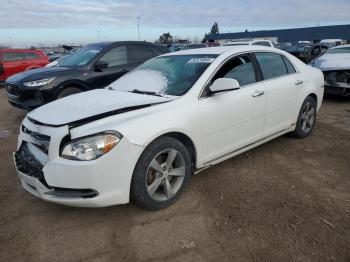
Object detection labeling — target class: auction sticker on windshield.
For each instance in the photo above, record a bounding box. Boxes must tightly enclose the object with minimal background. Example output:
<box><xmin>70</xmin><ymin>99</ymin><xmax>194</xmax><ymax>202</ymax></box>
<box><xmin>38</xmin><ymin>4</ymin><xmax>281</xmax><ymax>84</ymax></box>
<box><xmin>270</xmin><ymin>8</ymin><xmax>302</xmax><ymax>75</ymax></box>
<box><xmin>188</xmin><ymin>57</ymin><xmax>215</xmax><ymax>64</ymax></box>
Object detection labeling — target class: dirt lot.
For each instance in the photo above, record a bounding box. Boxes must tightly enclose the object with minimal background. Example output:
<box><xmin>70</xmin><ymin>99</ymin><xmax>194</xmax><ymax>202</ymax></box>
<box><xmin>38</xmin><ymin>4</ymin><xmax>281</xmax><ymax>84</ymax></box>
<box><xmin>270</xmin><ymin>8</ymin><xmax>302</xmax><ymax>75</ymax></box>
<box><xmin>0</xmin><ymin>90</ymin><xmax>349</xmax><ymax>262</ymax></box>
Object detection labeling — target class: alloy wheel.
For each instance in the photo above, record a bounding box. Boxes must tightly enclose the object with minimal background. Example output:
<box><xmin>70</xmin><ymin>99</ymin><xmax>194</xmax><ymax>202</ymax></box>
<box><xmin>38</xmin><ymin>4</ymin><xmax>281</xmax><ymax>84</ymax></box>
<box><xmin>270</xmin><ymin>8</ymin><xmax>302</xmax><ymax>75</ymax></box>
<box><xmin>146</xmin><ymin>149</ymin><xmax>186</xmax><ymax>201</ymax></box>
<box><xmin>300</xmin><ymin>102</ymin><xmax>315</xmax><ymax>133</ymax></box>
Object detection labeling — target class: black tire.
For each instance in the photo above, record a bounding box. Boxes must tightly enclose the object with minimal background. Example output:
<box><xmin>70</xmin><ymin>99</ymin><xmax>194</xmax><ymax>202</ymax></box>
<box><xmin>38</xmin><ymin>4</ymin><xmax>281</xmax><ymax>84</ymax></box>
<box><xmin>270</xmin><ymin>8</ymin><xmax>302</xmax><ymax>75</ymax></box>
<box><xmin>56</xmin><ymin>87</ymin><xmax>82</xmax><ymax>99</ymax></box>
<box><xmin>291</xmin><ymin>96</ymin><xmax>317</xmax><ymax>138</ymax></box>
<box><xmin>131</xmin><ymin>136</ymin><xmax>192</xmax><ymax>210</ymax></box>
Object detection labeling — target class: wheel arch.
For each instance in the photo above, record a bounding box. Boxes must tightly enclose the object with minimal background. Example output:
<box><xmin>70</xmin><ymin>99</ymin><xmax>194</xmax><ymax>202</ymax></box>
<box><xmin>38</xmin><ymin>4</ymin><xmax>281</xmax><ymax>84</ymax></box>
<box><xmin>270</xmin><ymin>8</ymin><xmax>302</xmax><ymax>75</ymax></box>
<box><xmin>53</xmin><ymin>80</ymin><xmax>89</xmax><ymax>98</ymax></box>
<box><xmin>144</xmin><ymin>131</ymin><xmax>198</xmax><ymax>172</ymax></box>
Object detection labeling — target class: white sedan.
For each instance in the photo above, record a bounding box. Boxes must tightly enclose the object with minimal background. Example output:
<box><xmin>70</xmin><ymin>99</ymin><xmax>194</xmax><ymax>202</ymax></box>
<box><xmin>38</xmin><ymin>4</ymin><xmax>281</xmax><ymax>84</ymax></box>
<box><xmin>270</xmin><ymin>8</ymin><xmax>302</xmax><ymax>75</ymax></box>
<box><xmin>14</xmin><ymin>46</ymin><xmax>324</xmax><ymax>209</ymax></box>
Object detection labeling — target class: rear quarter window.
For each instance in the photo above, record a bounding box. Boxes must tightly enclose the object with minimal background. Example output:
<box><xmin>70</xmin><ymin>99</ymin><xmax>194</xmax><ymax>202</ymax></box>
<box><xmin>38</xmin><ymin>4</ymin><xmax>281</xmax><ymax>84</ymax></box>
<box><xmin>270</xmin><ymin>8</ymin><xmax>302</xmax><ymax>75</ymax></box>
<box><xmin>282</xmin><ymin>56</ymin><xmax>296</xmax><ymax>74</ymax></box>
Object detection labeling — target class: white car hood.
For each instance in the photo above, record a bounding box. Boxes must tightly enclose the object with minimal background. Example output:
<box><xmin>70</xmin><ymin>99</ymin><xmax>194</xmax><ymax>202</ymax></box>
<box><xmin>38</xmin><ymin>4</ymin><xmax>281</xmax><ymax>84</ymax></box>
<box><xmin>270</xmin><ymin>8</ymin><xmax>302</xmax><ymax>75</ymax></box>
<box><xmin>313</xmin><ymin>53</ymin><xmax>350</xmax><ymax>71</ymax></box>
<box><xmin>28</xmin><ymin>89</ymin><xmax>172</xmax><ymax>126</ymax></box>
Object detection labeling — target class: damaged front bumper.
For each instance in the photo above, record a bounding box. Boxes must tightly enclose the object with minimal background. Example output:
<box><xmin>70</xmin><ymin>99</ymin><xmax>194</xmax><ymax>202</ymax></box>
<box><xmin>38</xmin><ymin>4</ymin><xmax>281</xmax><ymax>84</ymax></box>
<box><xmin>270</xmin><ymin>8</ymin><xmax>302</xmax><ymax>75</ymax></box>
<box><xmin>323</xmin><ymin>70</ymin><xmax>350</xmax><ymax>96</ymax></box>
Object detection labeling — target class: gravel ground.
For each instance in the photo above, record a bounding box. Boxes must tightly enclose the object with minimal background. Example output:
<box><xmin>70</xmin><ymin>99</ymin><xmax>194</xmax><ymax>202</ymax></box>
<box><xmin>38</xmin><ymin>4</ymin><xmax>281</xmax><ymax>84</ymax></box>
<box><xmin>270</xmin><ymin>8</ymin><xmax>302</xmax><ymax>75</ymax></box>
<box><xmin>0</xmin><ymin>90</ymin><xmax>349</xmax><ymax>262</ymax></box>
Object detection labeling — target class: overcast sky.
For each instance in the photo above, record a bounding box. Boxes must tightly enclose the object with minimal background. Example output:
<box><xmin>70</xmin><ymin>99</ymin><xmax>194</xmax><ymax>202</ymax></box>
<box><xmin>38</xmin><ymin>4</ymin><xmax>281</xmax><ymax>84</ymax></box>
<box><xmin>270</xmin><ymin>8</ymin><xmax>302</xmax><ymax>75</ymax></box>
<box><xmin>1</xmin><ymin>0</ymin><xmax>350</xmax><ymax>46</ymax></box>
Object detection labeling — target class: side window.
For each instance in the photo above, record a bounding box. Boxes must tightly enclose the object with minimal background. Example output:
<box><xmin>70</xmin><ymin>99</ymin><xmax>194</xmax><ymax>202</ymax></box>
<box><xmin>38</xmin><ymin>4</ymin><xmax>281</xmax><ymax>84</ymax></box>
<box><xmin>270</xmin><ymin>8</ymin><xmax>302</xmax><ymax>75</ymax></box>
<box><xmin>3</xmin><ymin>52</ymin><xmax>24</xmax><ymax>62</ymax></box>
<box><xmin>213</xmin><ymin>55</ymin><xmax>256</xmax><ymax>87</ymax></box>
<box><xmin>129</xmin><ymin>45</ymin><xmax>154</xmax><ymax>64</ymax></box>
<box><xmin>255</xmin><ymin>52</ymin><xmax>288</xmax><ymax>80</ymax></box>
<box><xmin>99</xmin><ymin>46</ymin><xmax>127</xmax><ymax>67</ymax></box>
<box><xmin>311</xmin><ymin>47</ymin><xmax>321</xmax><ymax>56</ymax></box>
<box><xmin>282</xmin><ymin>56</ymin><xmax>296</xmax><ymax>74</ymax></box>
<box><xmin>24</xmin><ymin>52</ymin><xmax>41</xmax><ymax>60</ymax></box>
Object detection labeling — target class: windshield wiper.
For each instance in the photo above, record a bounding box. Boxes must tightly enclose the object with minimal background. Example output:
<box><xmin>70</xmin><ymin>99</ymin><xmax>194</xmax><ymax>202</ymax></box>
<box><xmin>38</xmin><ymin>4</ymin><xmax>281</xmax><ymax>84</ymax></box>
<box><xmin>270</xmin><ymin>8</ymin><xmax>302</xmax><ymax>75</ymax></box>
<box><xmin>128</xmin><ymin>89</ymin><xmax>163</xmax><ymax>97</ymax></box>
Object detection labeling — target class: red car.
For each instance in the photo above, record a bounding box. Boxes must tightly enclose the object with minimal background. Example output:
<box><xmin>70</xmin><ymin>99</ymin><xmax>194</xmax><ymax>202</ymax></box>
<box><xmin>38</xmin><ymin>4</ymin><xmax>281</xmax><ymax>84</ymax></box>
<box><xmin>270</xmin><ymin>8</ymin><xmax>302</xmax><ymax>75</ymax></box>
<box><xmin>0</xmin><ymin>49</ymin><xmax>49</xmax><ymax>83</ymax></box>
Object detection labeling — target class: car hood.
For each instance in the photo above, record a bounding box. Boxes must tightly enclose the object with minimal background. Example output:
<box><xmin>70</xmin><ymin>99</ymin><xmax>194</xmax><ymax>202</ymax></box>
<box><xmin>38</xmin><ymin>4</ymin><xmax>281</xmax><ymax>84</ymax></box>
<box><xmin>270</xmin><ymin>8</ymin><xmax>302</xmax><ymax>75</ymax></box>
<box><xmin>27</xmin><ymin>89</ymin><xmax>172</xmax><ymax>127</ymax></box>
<box><xmin>6</xmin><ymin>66</ymin><xmax>75</xmax><ymax>83</ymax></box>
<box><xmin>313</xmin><ymin>53</ymin><xmax>350</xmax><ymax>71</ymax></box>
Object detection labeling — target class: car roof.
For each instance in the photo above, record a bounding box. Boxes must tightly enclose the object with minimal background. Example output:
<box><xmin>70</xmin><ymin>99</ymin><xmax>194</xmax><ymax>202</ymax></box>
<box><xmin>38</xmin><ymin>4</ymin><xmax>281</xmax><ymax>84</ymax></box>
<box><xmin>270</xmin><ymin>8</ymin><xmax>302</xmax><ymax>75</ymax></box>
<box><xmin>0</xmin><ymin>49</ymin><xmax>43</xmax><ymax>52</ymax></box>
<box><xmin>161</xmin><ymin>45</ymin><xmax>277</xmax><ymax>56</ymax></box>
<box><xmin>86</xmin><ymin>41</ymin><xmax>161</xmax><ymax>48</ymax></box>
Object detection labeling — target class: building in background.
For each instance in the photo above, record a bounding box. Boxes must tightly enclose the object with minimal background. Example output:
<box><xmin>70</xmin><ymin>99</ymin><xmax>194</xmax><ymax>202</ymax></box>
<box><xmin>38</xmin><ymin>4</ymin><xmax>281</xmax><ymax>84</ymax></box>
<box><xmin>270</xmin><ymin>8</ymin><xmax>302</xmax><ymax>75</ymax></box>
<box><xmin>205</xmin><ymin>24</ymin><xmax>350</xmax><ymax>45</ymax></box>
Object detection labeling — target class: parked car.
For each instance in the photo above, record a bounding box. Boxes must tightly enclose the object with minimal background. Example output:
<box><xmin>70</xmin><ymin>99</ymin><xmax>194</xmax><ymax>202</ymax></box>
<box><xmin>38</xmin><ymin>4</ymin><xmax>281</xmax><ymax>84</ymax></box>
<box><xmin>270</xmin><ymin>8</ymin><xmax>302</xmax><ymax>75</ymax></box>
<box><xmin>168</xmin><ymin>44</ymin><xmax>185</xmax><ymax>52</ymax></box>
<box><xmin>304</xmin><ymin>43</ymin><xmax>331</xmax><ymax>64</ymax></box>
<box><xmin>5</xmin><ymin>41</ymin><xmax>168</xmax><ymax>110</ymax></box>
<box><xmin>13</xmin><ymin>46</ymin><xmax>324</xmax><ymax>209</ymax></box>
<box><xmin>0</xmin><ymin>49</ymin><xmax>48</xmax><ymax>85</ymax></box>
<box><xmin>311</xmin><ymin>44</ymin><xmax>350</xmax><ymax>96</ymax></box>
<box><xmin>224</xmin><ymin>40</ymin><xmax>276</xmax><ymax>48</ymax></box>
<box><xmin>181</xmin><ymin>43</ymin><xmax>208</xmax><ymax>50</ymax></box>
<box><xmin>286</xmin><ymin>43</ymin><xmax>311</xmax><ymax>62</ymax></box>
<box><xmin>320</xmin><ymin>39</ymin><xmax>343</xmax><ymax>47</ymax></box>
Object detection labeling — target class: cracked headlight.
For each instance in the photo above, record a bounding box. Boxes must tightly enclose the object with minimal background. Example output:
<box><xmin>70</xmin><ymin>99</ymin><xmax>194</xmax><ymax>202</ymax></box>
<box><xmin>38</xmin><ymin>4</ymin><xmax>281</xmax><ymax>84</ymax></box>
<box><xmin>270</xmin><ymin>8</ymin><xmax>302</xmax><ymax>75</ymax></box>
<box><xmin>61</xmin><ymin>132</ymin><xmax>122</xmax><ymax>161</ymax></box>
<box><xmin>23</xmin><ymin>77</ymin><xmax>56</xmax><ymax>87</ymax></box>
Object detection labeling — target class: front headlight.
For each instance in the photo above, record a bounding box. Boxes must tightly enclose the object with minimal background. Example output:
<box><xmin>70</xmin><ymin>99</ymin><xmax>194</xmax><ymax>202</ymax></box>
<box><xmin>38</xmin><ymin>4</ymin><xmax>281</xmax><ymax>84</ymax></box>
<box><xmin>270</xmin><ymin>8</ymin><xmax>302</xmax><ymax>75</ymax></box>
<box><xmin>61</xmin><ymin>132</ymin><xmax>122</xmax><ymax>161</ymax></box>
<box><xmin>23</xmin><ymin>77</ymin><xmax>56</xmax><ymax>87</ymax></box>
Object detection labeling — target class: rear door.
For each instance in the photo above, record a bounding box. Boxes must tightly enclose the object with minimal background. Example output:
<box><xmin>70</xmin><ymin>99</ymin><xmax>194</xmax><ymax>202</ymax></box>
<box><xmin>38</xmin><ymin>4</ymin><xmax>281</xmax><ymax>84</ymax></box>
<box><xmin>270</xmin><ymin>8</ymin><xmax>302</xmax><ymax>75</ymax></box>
<box><xmin>2</xmin><ymin>52</ymin><xmax>26</xmax><ymax>79</ymax></box>
<box><xmin>254</xmin><ymin>52</ymin><xmax>301</xmax><ymax>136</ymax></box>
<box><xmin>128</xmin><ymin>44</ymin><xmax>157</xmax><ymax>68</ymax></box>
<box><xmin>88</xmin><ymin>45</ymin><xmax>132</xmax><ymax>89</ymax></box>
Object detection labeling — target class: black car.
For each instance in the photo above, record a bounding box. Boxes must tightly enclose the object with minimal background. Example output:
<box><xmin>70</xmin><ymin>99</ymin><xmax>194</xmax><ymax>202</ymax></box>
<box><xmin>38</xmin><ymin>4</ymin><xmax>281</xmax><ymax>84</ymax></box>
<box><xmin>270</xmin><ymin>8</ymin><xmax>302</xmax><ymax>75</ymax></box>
<box><xmin>5</xmin><ymin>41</ymin><xmax>168</xmax><ymax>110</ymax></box>
<box><xmin>286</xmin><ymin>44</ymin><xmax>311</xmax><ymax>62</ymax></box>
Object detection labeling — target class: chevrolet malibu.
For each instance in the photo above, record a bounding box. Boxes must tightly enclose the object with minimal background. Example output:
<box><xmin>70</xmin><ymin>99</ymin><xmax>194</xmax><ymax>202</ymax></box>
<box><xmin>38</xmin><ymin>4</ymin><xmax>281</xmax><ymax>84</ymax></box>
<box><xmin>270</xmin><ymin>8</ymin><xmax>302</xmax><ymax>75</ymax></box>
<box><xmin>14</xmin><ymin>46</ymin><xmax>324</xmax><ymax>210</ymax></box>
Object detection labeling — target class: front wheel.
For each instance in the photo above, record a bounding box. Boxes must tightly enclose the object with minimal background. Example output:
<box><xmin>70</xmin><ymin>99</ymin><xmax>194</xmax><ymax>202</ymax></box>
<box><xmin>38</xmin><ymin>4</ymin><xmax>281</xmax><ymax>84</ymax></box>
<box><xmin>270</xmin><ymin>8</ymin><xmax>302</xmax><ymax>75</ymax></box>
<box><xmin>56</xmin><ymin>87</ymin><xmax>82</xmax><ymax>99</ymax></box>
<box><xmin>131</xmin><ymin>137</ymin><xmax>192</xmax><ymax>210</ymax></box>
<box><xmin>291</xmin><ymin>96</ymin><xmax>317</xmax><ymax>138</ymax></box>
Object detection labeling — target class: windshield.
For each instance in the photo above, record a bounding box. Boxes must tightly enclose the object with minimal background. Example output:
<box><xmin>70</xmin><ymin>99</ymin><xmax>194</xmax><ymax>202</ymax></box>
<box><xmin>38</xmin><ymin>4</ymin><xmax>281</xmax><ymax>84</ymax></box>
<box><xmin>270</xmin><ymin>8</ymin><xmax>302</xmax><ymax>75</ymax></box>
<box><xmin>59</xmin><ymin>45</ymin><xmax>102</xmax><ymax>67</ymax></box>
<box><xmin>110</xmin><ymin>54</ymin><xmax>218</xmax><ymax>96</ymax></box>
<box><xmin>327</xmin><ymin>47</ymin><xmax>350</xmax><ymax>54</ymax></box>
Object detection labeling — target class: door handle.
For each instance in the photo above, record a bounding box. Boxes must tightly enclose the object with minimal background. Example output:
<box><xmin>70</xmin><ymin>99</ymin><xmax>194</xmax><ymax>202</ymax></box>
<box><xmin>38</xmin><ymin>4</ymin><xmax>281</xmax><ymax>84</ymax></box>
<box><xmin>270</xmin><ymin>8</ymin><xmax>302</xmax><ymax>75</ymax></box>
<box><xmin>295</xmin><ymin>80</ymin><xmax>303</xmax><ymax>85</ymax></box>
<box><xmin>252</xmin><ymin>90</ymin><xmax>264</xmax><ymax>97</ymax></box>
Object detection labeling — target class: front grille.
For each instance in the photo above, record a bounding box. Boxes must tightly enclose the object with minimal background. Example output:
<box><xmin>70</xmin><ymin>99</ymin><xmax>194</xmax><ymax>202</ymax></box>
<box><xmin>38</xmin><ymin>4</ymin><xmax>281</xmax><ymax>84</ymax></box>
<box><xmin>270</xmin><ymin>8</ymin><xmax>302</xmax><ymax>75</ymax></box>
<box><xmin>14</xmin><ymin>143</ymin><xmax>50</xmax><ymax>188</ymax></box>
<box><xmin>324</xmin><ymin>70</ymin><xmax>350</xmax><ymax>83</ymax></box>
<box><xmin>22</xmin><ymin>125</ymin><xmax>50</xmax><ymax>153</ymax></box>
<box><xmin>5</xmin><ymin>84</ymin><xmax>19</xmax><ymax>96</ymax></box>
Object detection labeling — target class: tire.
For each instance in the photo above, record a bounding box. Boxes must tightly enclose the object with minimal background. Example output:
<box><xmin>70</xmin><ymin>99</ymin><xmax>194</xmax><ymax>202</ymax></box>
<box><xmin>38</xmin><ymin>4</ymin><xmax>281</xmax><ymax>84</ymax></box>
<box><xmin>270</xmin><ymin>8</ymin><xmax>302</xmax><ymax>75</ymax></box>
<box><xmin>56</xmin><ymin>87</ymin><xmax>82</xmax><ymax>99</ymax></box>
<box><xmin>291</xmin><ymin>96</ymin><xmax>317</xmax><ymax>138</ymax></box>
<box><xmin>131</xmin><ymin>136</ymin><xmax>192</xmax><ymax>210</ymax></box>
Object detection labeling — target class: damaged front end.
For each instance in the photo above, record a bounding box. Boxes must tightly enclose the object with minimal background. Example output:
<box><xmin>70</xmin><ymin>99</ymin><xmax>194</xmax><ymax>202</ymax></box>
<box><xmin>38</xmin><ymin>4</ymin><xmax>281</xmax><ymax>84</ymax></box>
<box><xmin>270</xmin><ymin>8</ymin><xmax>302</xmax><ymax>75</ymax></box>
<box><xmin>323</xmin><ymin>70</ymin><xmax>350</xmax><ymax>96</ymax></box>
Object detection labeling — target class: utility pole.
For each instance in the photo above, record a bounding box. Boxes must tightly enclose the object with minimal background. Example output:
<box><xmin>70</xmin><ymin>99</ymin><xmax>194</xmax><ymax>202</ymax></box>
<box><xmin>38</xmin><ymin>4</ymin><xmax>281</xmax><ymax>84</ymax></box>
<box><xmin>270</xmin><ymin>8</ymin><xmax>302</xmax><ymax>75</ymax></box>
<box><xmin>137</xmin><ymin>17</ymin><xmax>141</xmax><ymax>41</ymax></box>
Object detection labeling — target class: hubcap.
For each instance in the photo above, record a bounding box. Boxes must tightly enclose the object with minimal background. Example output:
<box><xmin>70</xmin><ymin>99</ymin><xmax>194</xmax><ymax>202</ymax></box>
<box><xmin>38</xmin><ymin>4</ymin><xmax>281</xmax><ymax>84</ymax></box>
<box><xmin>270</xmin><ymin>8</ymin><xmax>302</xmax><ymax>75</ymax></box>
<box><xmin>300</xmin><ymin>102</ymin><xmax>315</xmax><ymax>133</ymax></box>
<box><xmin>146</xmin><ymin>149</ymin><xmax>186</xmax><ymax>201</ymax></box>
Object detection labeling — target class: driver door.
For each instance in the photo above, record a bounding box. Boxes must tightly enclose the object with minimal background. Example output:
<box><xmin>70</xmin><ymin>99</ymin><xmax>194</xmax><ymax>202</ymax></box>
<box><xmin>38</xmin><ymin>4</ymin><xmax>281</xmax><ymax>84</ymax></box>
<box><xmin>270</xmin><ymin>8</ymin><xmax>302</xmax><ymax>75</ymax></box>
<box><xmin>198</xmin><ymin>54</ymin><xmax>266</xmax><ymax>164</ymax></box>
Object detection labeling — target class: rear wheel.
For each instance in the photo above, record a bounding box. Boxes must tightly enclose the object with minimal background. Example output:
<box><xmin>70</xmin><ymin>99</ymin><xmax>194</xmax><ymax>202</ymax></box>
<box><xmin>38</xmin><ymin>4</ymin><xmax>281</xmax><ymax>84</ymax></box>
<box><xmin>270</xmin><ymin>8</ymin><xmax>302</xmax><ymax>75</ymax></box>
<box><xmin>131</xmin><ymin>137</ymin><xmax>192</xmax><ymax>210</ymax></box>
<box><xmin>56</xmin><ymin>87</ymin><xmax>82</xmax><ymax>99</ymax></box>
<box><xmin>292</xmin><ymin>96</ymin><xmax>317</xmax><ymax>138</ymax></box>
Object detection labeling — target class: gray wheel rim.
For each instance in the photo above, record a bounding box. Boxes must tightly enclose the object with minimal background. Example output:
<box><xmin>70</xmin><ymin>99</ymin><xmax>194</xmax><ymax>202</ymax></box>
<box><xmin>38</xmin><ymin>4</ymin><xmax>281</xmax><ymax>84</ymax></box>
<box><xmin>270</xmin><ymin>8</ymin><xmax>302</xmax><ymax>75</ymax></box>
<box><xmin>300</xmin><ymin>102</ymin><xmax>315</xmax><ymax>133</ymax></box>
<box><xmin>146</xmin><ymin>149</ymin><xmax>186</xmax><ymax>201</ymax></box>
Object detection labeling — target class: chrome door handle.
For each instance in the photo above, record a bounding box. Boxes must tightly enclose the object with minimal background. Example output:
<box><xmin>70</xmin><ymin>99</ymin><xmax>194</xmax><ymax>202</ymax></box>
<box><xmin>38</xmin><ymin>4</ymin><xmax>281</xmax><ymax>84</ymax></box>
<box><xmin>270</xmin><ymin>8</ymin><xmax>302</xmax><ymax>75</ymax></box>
<box><xmin>252</xmin><ymin>90</ymin><xmax>265</xmax><ymax>97</ymax></box>
<box><xmin>295</xmin><ymin>80</ymin><xmax>303</xmax><ymax>85</ymax></box>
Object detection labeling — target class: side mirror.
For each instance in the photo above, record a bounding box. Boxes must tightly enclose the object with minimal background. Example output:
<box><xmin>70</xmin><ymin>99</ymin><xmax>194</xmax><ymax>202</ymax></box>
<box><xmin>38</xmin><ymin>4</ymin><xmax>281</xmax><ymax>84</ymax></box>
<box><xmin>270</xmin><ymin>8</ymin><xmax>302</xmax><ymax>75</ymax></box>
<box><xmin>209</xmin><ymin>78</ymin><xmax>240</xmax><ymax>95</ymax></box>
<box><xmin>94</xmin><ymin>61</ymin><xmax>108</xmax><ymax>71</ymax></box>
